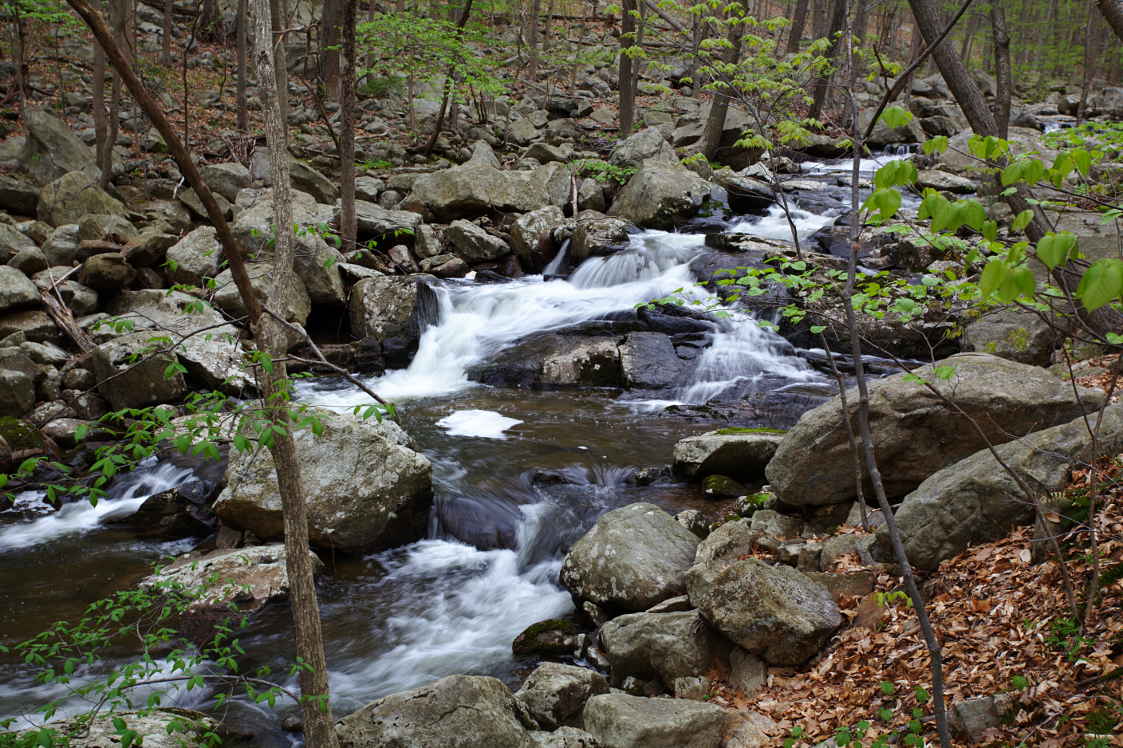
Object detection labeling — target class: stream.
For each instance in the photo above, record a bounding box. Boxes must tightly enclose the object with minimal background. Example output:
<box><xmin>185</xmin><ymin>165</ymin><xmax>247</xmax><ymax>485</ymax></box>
<box><xmin>0</xmin><ymin>152</ymin><xmax>914</xmax><ymax>740</ymax></box>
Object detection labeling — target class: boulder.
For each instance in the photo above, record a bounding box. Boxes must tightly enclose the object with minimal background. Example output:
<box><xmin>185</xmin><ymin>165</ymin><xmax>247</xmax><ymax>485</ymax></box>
<box><xmin>609</xmin><ymin>127</ymin><xmax>678</xmax><ymax>169</ymax></box>
<box><xmin>694</xmin><ymin>519</ymin><xmax>759</xmax><ymax>565</ymax></box>
<box><xmin>673</xmin><ymin>428</ymin><xmax>784</xmax><ymax>481</ymax></box>
<box><xmin>405</xmin><ymin>162</ymin><xmax>569</xmax><ymax>221</ymax></box>
<box><xmin>336</xmin><ymin>675</ymin><xmax>536</xmax><ymax>748</ymax></box>
<box><xmin>166</xmin><ymin>225</ymin><xmax>222</xmax><ymax>286</ymax></box>
<box><xmin>92</xmin><ymin>332</ymin><xmax>188</xmax><ymax>409</ymax></box>
<box><xmin>570</xmin><ymin>216</ymin><xmax>632</xmax><ymax>263</ymax></box>
<box><xmin>608</xmin><ymin>164</ymin><xmax>713</xmax><ymax>229</ymax></box>
<box><xmin>0</xmin><ymin>173</ymin><xmax>39</xmax><ymax>216</ymax></box>
<box><xmin>468</xmin><ymin>333</ymin><xmax>624</xmax><ymax>389</ymax></box>
<box><xmin>102</xmin><ymin>290</ymin><xmax>252</xmax><ymax>394</ymax></box>
<box><xmin>0</xmin><ymin>223</ymin><xmax>39</xmax><ymax>264</ymax></box>
<box><xmin>511</xmin><ymin>206</ymin><xmax>566</xmax><ymax>268</ymax></box>
<box><xmin>213</xmin><ymin>409</ymin><xmax>432</xmax><ymax>552</ymax></box>
<box><xmin>143</xmin><ymin>544</ymin><xmax>323</xmax><ymax>620</ymax></box>
<box><xmin>882</xmin><ymin>404</ymin><xmax>1123</xmax><ymax>570</ymax></box>
<box><xmin>201</xmin><ymin>161</ymin><xmax>252</xmax><ymax>202</ymax></box>
<box><xmin>513</xmin><ymin>618</ymin><xmax>580</xmax><ymax>658</ymax></box>
<box><xmin>79</xmin><ymin>252</ymin><xmax>134</xmax><ymax>290</ymax></box>
<box><xmin>16</xmin><ymin>710</ymin><xmax>219</xmax><ymax>748</ymax></box>
<box><xmin>765</xmin><ymin>353</ymin><xmax>1105</xmax><ymax>506</ymax></box>
<box><xmin>600</xmin><ymin>610</ymin><xmax>724</xmax><ymax>689</ymax></box>
<box><xmin>619</xmin><ymin>332</ymin><xmax>686</xmax><ymax>388</ymax></box>
<box><xmin>348</xmin><ymin>274</ymin><xmax>438</xmax><ymax>359</ymax></box>
<box><xmin>447</xmin><ymin>220</ymin><xmax>511</xmax><ymax>262</ymax></box>
<box><xmin>19</xmin><ymin>109</ymin><xmax>98</xmax><ymax>185</ymax></box>
<box><xmin>560</xmin><ymin>502</ymin><xmax>699</xmax><ymax>613</ymax></box>
<box><xmin>858</xmin><ymin>108</ymin><xmax>925</xmax><ymax>146</ymax></box>
<box><xmin>962</xmin><ymin>305</ymin><xmax>1059</xmax><ymax>366</ymax></box>
<box><xmin>289</xmin><ymin>157</ymin><xmax>339</xmax><ymax>203</ymax></box>
<box><xmin>41</xmin><ymin>224</ymin><xmax>81</xmax><ymax>265</ymax></box>
<box><xmin>211</xmin><ymin>262</ymin><xmax>311</xmax><ymax>329</ymax></box>
<box><xmin>917</xmin><ymin>169</ymin><xmax>976</xmax><ymax>194</ymax></box>
<box><xmin>515</xmin><ymin>663</ymin><xmax>609</xmax><ymax>730</ymax></box>
<box><xmin>529</xmin><ymin>727</ymin><xmax>602</xmax><ymax>747</ymax></box>
<box><xmin>686</xmin><ymin>558</ymin><xmax>840</xmax><ymax>665</ymax></box>
<box><xmin>78</xmin><ymin>213</ymin><xmax>137</xmax><ymax>244</ymax></box>
<box><xmin>582</xmin><ymin>693</ymin><xmax>727</xmax><ymax>748</ymax></box>
<box><xmin>37</xmin><ymin>171</ymin><xmax>126</xmax><ymax>227</ymax></box>
<box><xmin>346</xmin><ymin>200</ymin><xmax>423</xmax><ymax>243</ymax></box>
<box><xmin>0</xmin><ymin>266</ymin><xmax>40</xmax><ymax>313</ymax></box>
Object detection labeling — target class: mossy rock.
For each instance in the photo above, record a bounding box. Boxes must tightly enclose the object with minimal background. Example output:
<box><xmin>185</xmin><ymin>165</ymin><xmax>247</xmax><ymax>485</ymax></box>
<box><xmin>702</xmin><ymin>474</ymin><xmax>746</xmax><ymax>499</ymax></box>
<box><xmin>512</xmin><ymin>618</ymin><xmax>579</xmax><ymax>658</ymax></box>
<box><xmin>0</xmin><ymin>416</ymin><xmax>43</xmax><ymax>452</ymax></box>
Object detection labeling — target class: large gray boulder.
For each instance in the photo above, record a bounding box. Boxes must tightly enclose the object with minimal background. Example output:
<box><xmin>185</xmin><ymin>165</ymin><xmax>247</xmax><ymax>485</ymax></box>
<box><xmin>102</xmin><ymin>290</ymin><xmax>252</xmax><ymax>394</ymax></box>
<box><xmin>348</xmin><ymin>274</ymin><xmax>438</xmax><ymax>354</ymax></box>
<box><xmin>609</xmin><ymin>127</ymin><xmax>678</xmax><ymax>169</ymax></box>
<box><xmin>0</xmin><ymin>266</ymin><xmax>40</xmax><ymax>314</ymax></box>
<box><xmin>336</xmin><ymin>675</ymin><xmax>536</xmax><ymax>748</ymax></box>
<box><xmin>16</xmin><ymin>710</ymin><xmax>218</xmax><ymax>748</ymax></box>
<box><xmin>166</xmin><ymin>226</ymin><xmax>222</xmax><ymax>286</ymax></box>
<box><xmin>345</xmin><ymin>200</ymin><xmax>423</xmax><ymax>243</ymax></box>
<box><xmin>686</xmin><ymin>558</ymin><xmax>840</xmax><ymax>665</ymax></box>
<box><xmin>0</xmin><ymin>223</ymin><xmax>39</xmax><ymax>263</ymax></box>
<box><xmin>144</xmin><ymin>543</ymin><xmax>323</xmax><ymax>619</ymax></box>
<box><xmin>405</xmin><ymin>162</ymin><xmax>570</xmax><ymax>221</ymax></box>
<box><xmin>447</xmin><ymin>219</ymin><xmax>511</xmax><ymax>262</ymax></box>
<box><xmin>570</xmin><ymin>215</ymin><xmax>632</xmax><ymax>263</ymax></box>
<box><xmin>600</xmin><ymin>610</ymin><xmax>724</xmax><ymax>689</ymax></box>
<box><xmin>765</xmin><ymin>353</ymin><xmax>1105</xmax><ymax>506</ymax></box>
<box><xmin>201</xmin><ymin>161</ymin><xmax>251</xmax><ymax>202</ymax></box>
<box><xmin>673</xmin><ymin>429</ymin><xmax>784</xmax><ymax>481</ymax></box>
<box><xmin>608</xmin><ymin>164</ymin><xmax>713</xmax><ymax>229</ymax></box>
<box><xmin>213</xmin><ymin>409</ymin><xmax>432</xmax><ymax>552</ymax></box>
<box><xmin>92</xmin><ymin>332</ymin><xmax>188</xmax><ymax>409</ymax></box>
<box><xmin>515</xmin><ymin>663</ymin><xmax>609</xmax><ymax>730</ymax></box>
<box><xmin>0</xmin><ymin>173</ymin><xmax>40</xmax><ymax>216</ymax></box>
<box><xmin>619</xmin><ymin>332</ymin><xmax>686</xmax><ymax>388</ymax></box>
<box><xmin>511</xmin><ymin>206</ymin><xmax>566</xmax><ymax>268</ymax></box>
<box><xmin>582</xmin><ymin>694</ymin><xmax>727</xmax><ymax>748</ymax></box>
<box><xmin>211</xmin><ymin>262</ymin><xmax>311</xmax><ymax>331</ymax></box>
<box><xmin>560</xmin><ymin>503</ymin><xmax>699</xmax><ymax>613</ymax></box>
<box><xmin>468</xmin><ymin>333</ymin><xmax>624</xmax><ymax>389</ymax></box>
<box><xmin>19</xmin><ymin>109</ymin><xmax>98</xmax><ymax>185</ymax></box>
<box><xmin>37</xmin><ymin>171</ymin><xmax>126</xmax><ymax>227</ymax></box>
<box><xmin>962</xmin><ymin>305</ymin><xmax>1059</xmax><ymax>366</ymax></box>
<box><xmin>882</xmin><ymin>404</ymin><xmax>1123</xmax><ymax>570</ymax></box>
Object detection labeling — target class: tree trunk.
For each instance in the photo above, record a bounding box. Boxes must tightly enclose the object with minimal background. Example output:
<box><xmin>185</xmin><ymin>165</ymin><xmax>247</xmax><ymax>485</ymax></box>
<box><xmin>990</xmin><ymin>0</ymin><xmax>1010</xmax><ymax>137</ymax></box>
<box><xmin>93</xmin><ymin>42</ymin><xmax>110</xmax><ymax>188</ymax></box>
<box><xmin>808</xmin><ymin>0</ymin><xmax>847</xmax><ymax>120</ymax></box>
<box><xmin>851</xmin><ymin>0</ymin><xmax>867</xmax><ymax>74</ymax></box>
<box><xmin>1078</xmin><ymin>0</ymin><xmax>1104</xmax><ymax>120</ymax></box>
<box><xmin>320</xmin><ymin>0</ymin><xmax>342</xmax><ymax>100</ymax></box>
<box><xmin>269</xmin><ymin>0</ymin><xmax>289</xmax><ymax>130</ymax></box>
<box><xmin>812</xmin><ymin>0</ymin><xmax>830</xmax><ymax>38</ymax></box>
<box><xmin>64</xmin><ymin>2</ymin><xmax>340</xmax><ymax>746</ymax></box>
<box><xmin>423</xmin><ymin>0</ymin><xmax>474</xmax><ymax>154</ymax></box>
<box><xmin>527</xmin><ymin>0</ymin><xmax>541</xmax><ymax>78</ymax></box>
<box><xmin>104</xmin><ymin>0</ymin><xmax>128</xmax><ymax>189</ymax></box>
<box><xmin>618</xmin><ymin>0</ymin><xmax>636</xmax><ymax>133</ymax></box>
<box><xmin>1097</xmin><ymin>0</ymin><xmax>1123</xmax><ymax>41</ymax></box>
<box><xmin>339</xmin><ymin>0</ymin><xmax>357</xmax><ymax>250</ymax></box>
<box><xmin>237</xmin><ymin>0</ymin><xmax>249</xmax><ymax>131</ymax></box>
<box><xmin>701</xmin><ymin>4</ymin><xmax>744</xmax><ymax>160</ymax></box>
<box><xmin>161</xmin><ymin>0</ymin><xmax>173</xmax><ymax>64</ymax></box>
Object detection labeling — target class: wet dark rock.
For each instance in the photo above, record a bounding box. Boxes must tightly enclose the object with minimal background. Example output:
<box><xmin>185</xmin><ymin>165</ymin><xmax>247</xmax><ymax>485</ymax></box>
<box><xmin>512</xmin><ymin>618</ymin><xmax>581</xmax><ymax>659</ymax></box>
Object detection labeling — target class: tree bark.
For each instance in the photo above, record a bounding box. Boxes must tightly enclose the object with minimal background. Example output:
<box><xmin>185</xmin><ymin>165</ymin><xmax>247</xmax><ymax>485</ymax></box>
<box><xmin>787</xmin><ymin>0</ymin><xmax>810</xmax><ymax>52</ymax></box>
<box><xmin>320</xmin><ymin>0</ymin><xmax>342</xmax><ymax>100</ymax></box>
<box><xmin>339</xmin><ymin>0</ymin><xmax>357</xmax><ymax>250</ymax></box>
<box><xmin>237</xmin><ymin>0</ymin><xmax>249</xmax><ymax>131</ymax></box>
<box><xmin>161</xmin><ymin>0</ymin><xmax>173</xmax><ymax>64</ymax></box>
<box><xmin>990</xmin><ymin>0</ymin><xmax>1011</xmax><ymax>137</ymax></box>
<box><xmin>1078</xmin><ymin>0</ymin><xmax>1104</xmax><ymax>120</ymax></box>
<box><xmin>1097</xmin><ymin>0</ymin><xmax>1123</xmax><ymax>41</ymax></box>
<box><xmin>618</xmin><ymin>0</ymin><xmax>636</xmax><ymax>133</ymax></box>
<box><xmin>808</xmin><ymin>0</ymin><xmax>848</xmax><ymax>120</ymax></box>
<box><xmin>92</xmin><ymin>42</ymin><xmax>110</xmax><ymax>188</ymax></box>
<box><xmin>269</xmin><ymin>0</ymin><xmax>289</xmax><ymax>130</ymax></box>
<box><xmin>64</xmin><ymin>2</ymin><xmax>339</xmax><ymax>745</ymax></box>
<box><xmin>701</xmin><ymin>4</ymin><xmax>744</xmax><ymax>160</ymax></box>
<box><xmin>527</xmin><ymin>0</ymin><xmax>541</xmax><ymax>79</ymax></box>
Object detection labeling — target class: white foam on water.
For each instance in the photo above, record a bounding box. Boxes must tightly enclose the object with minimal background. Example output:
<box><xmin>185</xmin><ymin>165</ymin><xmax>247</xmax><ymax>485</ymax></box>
<box><xmin>436</xmin><ymin>409</ymin><xmax>524</xmax><ymax>439</ymax></box>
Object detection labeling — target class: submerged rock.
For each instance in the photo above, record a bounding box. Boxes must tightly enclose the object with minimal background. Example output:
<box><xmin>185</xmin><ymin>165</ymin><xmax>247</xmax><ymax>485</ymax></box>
<box><xmin>213</xmin><ymin>409</ymin><xmax>432</xmax><ymax>552</ymax></box>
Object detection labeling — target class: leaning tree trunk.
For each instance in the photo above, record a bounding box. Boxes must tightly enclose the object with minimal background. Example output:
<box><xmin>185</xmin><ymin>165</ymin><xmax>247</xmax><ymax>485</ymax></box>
<box><xmin>339</xmin><ymin>0</ymin><xmax>357</xmax><ymax>249</ymax></box>
<box><xmin>618</xmin><ymin>0</ymin><xmax>636</xmax><ymax>133</ymax></box>
<box><xmin>63</xmin><ymin>2</ymin><xmax>339</xmax><ymax>746</ymax></box>
<box><xmin>990</xmin><ymin>0</ymin><xmax>1011</xmax><ymax>137</ymax></box>
<box><xmin>1097</xmin><ymin>0</ymin><xmax>1123</xmax><ymax>41</ymax></box>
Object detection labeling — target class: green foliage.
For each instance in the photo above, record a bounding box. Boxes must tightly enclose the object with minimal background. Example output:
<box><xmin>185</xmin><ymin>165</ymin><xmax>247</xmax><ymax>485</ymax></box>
<box><xmin>569</xmin><ymin>158</ymin><xmax>636</xmax><ymax>185</ymax></box>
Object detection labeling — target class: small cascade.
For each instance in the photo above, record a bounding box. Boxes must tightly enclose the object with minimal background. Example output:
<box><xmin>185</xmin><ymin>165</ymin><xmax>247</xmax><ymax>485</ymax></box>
<box><xmin>0</xmin><ymin>460</ymin><xmax>197</xmax><ymax>552</ymax></box>
<box><xmin>541</xmin><ymin>238</ymin><xmax>570</xmax><ymax>278</ymax></box>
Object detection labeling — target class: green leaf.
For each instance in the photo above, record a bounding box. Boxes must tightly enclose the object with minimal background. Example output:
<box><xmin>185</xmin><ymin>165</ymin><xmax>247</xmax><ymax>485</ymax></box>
<box><xmin>921</xmin><ymin>135</ymin><xmax>949</xmax><ymax>155</ymax></box>
<box><xmin>980</xmin><ymin>259</ymin><xmax>1009</xmax><ymax>298</ymax></box>
<box><xmin>1076</xmin><ymin>258</ymin><xmax>1123</xmax><ymax>312</ymax></box>
<box><xmin>1035</xmin><ymin>232</ymin><xmax>1077</xmax><ymax>270</ymax></box>
<box><xmin>878</xmin><ymin>105</ymin><xmax>913</xmax><ymax>129</ymax></box>
<box><xmin>1012</xmin><ymin>209</ymin><xmax>1034</xmax><ymax>233</ymax></box>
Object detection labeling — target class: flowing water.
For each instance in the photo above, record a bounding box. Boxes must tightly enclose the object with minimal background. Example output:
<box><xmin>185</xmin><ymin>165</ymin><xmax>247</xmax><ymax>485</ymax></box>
<box><xmin>0</xmin><ymin>154</ymin><xmax>914</xmax><ymax>734</ymax></box>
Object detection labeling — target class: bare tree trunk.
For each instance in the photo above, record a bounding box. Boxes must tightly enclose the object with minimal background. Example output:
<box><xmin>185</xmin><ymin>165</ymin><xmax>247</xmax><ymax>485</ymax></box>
<box><xmin>528</xmin><ymin>0</ymin><xmax>541</xmax><ymax>78</ymax></box>
<box><xmin>1097</xmin><ymin>0</ymin><xmax>1123</xmax><ymax>41</ymax></box>
<box><xmin>93</xmin><ymin>42</ymin><xmax>110</xmax><ymax>187</ymax></box>
<box><xmin>62</xmin><ymin>5</ymin><xmax>341</xmax><ymax>746</ymax></box>
<box><xmin>787</xmin><ymin>0</ymin><xmax>810</xmax><ymax>52</ymax></box>
<box><xmin>104</xmin><ymin>0</ymin><xmax>128</xmax><ymax>189</ymax></box>
<box><xmin>851</xmin><ymin>0</ymin><xmax>867</xmax><ymax>74</ymax></box>
<box><xmin>161</xmin><ymin>0</ymin><xmax>173</xmax><ymax>64</ymax></box>
<box><xmin>339</xmin><ymin>0</ymin><xmax>357</xmax><ymax>250</ymax></box>
<box><xmin>1078</xmin><ymin>0</ymin><xmax>1104</xmax><ymax>120</ymax></box>
<box><xmin>618</xmin><ymin>0</ymin><xmax>636</xmax><ymax>133</ymax></box>
<box><xmin>990</xmin><ymin>0</ymin><xmax>1010</xmax><ymax>137</ymax></box>
<box><xmin>320</xmin><ymin>0</ymin><xmax>341</xmax><ymax>100</ymax></box>
<box><xmin>808</xmin><ymin>0</ymin><xmax>847</xmax><ymax>120</ymax></box>
<box><xmin>701</xmin><ymin>4</ymin><xmax>744</xmax><ymax>160</ymax></box>
<box><xmin>237</xmin><ymin>0</ymin><xmax>249</xmax><ymax>131</ymax></box>
<box><xmin>269</xmin><ymin>0</ymin><xmax>289</xmax><ymax>129</ymax></box>
<box><xmin>812</xmin><ymin>0</ymin><xmax>830</xmax><ymax>38</ymax></box>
